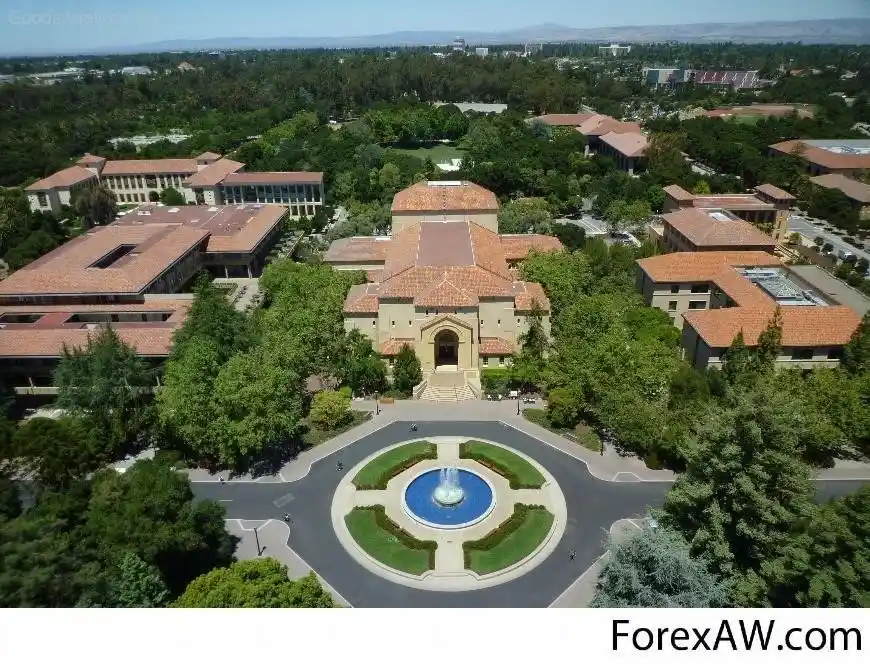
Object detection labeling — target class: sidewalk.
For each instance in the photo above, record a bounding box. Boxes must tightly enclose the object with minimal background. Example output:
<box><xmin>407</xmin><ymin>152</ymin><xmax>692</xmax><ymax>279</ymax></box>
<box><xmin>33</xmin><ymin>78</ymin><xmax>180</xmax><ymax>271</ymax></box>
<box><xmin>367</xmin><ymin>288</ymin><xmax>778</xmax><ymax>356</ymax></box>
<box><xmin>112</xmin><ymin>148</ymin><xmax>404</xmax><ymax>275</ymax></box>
<box><xmin>549</xmin><ymin>519</ymin><xmax>643</xmax><ymax>608</ymax></box>
<box><xmin>226</xmin><ymin>518</ymin><xmax>351</xmax><ymax>607</ymax></box>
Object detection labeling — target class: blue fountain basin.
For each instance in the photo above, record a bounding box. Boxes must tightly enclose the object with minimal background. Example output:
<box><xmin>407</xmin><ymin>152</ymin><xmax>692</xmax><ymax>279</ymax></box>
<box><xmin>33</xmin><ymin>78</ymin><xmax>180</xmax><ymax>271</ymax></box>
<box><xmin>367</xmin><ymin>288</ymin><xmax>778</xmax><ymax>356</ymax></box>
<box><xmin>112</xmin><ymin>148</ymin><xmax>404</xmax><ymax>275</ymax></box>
<box><xmin>402</xmin><ymin>468</ymin><xmax>495</xmax><ymax>529</ymax></box>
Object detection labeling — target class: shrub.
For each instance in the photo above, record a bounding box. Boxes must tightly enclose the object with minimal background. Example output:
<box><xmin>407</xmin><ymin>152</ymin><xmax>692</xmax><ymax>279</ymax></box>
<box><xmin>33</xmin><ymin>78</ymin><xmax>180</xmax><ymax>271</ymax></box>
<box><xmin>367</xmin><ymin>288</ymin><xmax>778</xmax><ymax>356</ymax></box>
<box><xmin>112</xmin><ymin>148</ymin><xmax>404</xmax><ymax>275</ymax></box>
<box><xmin>309</xmin><ymin>390</ymin><xmax>351</xmax><ymax>431</ymax></box>
<box><xmin>462</xmin><ymin>504</ymin><xmax>546</xmax><ymax>568</ymax></box>
<box><xmin>547</xmin><ymin>387</ymin><xmax>581</xmax><ymax>428</ymax></box>
<box><xmin>481</xmin><ymin>368</ymin><xmax>514</xmax><ymax>395</ymax></box>
<box><xmin>522</xmin><ymin>408</ymin><xmax>550</xmax><ymax>429</ymax></box>
<box><xmin>575</xmin><ymin>423</ymin><xmax>602</xmax><ymax>453</ymax></box>
<box><xmin>337</xmin><ymin>386</ymin><xmax>353</xmax><ymax>399</ymax></box>
<box><xmin>392</xmin><ymin>344</ymin><xmax>422</xmax><ymax>396</ymax></box>
<box><xmin>353</xmin><ymin>441</ymin><xmax>437</xmax><ymax>490</ymax></box>
<box><xmin>365</xmin><ymin>505</ymin><xmax>437</xmax><ymax>571</ymax></box>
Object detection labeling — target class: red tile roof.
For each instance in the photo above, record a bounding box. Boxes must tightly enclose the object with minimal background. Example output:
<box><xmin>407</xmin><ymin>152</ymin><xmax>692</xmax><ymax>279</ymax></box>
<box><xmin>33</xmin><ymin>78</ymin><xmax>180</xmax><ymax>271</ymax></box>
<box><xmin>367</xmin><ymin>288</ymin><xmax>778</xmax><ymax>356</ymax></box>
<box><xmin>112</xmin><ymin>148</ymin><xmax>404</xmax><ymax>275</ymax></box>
<box><xmin>324</xmin><ymin>237</ymin><xmax>391</xmax><ymax>264</ymax></box>
<box><xmin>392</xmin><ymin>181</ymin><xmax>499</xmax><ymax>212</ymax></box>
<box><xmin>753</xmin><ymin>183</ymin><xmax>796</xmax><ymax>201</ymax></box>
<box><xmin>26</xmin><ymin>166</ymin><xmax>98</xmax><ymax>191</ymax></box>
<box><xmin>76</xmin><ymin>154</ymin><xmax>107</xmax><ymax>167</ymax></box>
<box><xmin>637</xmin><ymin>251</ymin><xmax>781</xmax><ymax>283</ymax></box>
<box><xmin>220</xmin><ymin>171</ymin><xmax>323</xmax><ymax>185</ymax></box>
<box><xmin>0</xmin><ymin>225</ymin><xmax>209</xmax><ymax>297</ymax></box>
<box><xmin>380</xmin><ymin>339</ymin><xmax>415</xmax><ymax>355</ymax></box>
<box><xmin>499</xmin><ymin>234</ymin><xmax>564</xmax><ymax>260</ymax></box>
<box><xmin>101</xmin><ymin>158</ymin><xmax>199</xmax><ymax>176</ymax></box>
<box><xmin>479</xmin><ymin>337</ymin><xmax>514</xmax><ymax>355</ymax></box>
<box><xmin>598</xmin><ymin>131</ymin><xmax>647</xmax><ymax>158</ymax></box>
<box><xmin>576</xmin><ymin>115</ymin><xmax>642</xmax><ymax>137</ymax></box>
<box><xmin>185</xmin><ymin>158</ymin><xmax>244</xmax><ymax>187</ymax></box>
<box><xmin>770</xmin><ymin>140</ymin><xmax>870</xmax><ymax>170</ymax></box>
<box><xmin>513</xmin><ymin>281</ymin><xmax>550</xmax><ymax>310</ymax></box>
<box><xmin>343</xmin><ymin>284</ymin><xmax>380</xmax><ymax>313</ymax></box>
<box><xmin>810</xmin><ymin>174</ymin><xmax>870</xmax><ymax>204</ymax></box>
<box><xmin>663</xmin><ymin>209</ymin><xmax>775</xmax><ymax>249</ymax></box>
<box><xmin>533</xmin><ymin>113</ymin><xmax>597</xmax><ymax>127</ymax></box>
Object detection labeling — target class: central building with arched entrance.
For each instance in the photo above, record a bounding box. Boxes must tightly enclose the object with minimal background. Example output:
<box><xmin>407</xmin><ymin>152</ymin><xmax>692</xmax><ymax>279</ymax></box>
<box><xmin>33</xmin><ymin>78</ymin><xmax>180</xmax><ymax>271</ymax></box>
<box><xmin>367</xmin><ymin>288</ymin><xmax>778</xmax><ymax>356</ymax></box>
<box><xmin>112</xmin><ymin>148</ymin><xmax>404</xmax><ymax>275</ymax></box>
<box><xmin>325</xmin><ymin>180</ymin><xmax>562</xmax><ymax>398</ymax></box>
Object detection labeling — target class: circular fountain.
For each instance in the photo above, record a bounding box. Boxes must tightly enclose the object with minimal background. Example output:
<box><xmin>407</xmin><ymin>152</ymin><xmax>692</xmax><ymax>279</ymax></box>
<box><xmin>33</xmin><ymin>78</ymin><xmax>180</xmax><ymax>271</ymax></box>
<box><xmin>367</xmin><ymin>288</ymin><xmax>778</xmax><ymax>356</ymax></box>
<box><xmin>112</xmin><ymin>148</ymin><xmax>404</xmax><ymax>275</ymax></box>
<box><xmin>402</xmin><ymin>466</ymin><xmax>495</xmax><ymax>529</ymax></box>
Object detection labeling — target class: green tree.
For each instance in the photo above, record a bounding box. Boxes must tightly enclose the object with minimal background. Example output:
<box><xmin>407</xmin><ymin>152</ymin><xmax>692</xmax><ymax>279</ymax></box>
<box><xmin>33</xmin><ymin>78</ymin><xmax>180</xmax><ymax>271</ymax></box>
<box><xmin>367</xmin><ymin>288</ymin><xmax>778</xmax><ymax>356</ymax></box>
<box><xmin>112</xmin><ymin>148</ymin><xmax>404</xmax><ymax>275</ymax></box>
<box><xmin>592</xmin><ymin>524</ymin><xmax>730</xmax><ymax>608</ymax></box>
<box><xmin>720</xmin><ymin>331</ymin><xmax>753</xmax><ymax>386</ymax></box>
<box><xmin>512</xmin><ymin>303</ymin><xmax>549</xmax><ymax>389</ymax></box>
<box><xmin>498</xmin><ymin>198</ymin><xmax>552</xmax><ymax>234</ymax></box>
<box><xmin>9</xmin><ymin>417</ymin><xmax>101</xmax><ymax>490</ymax></box>
<box><xmin>763</xmin><ymin>486</ymin><xmax>870</xmax><ymax>607</ymax></box>
<box><xmin>662</xmin><ymin>390</ymin><xmax>816</xmax><ymax>606</ymax></box>
<box><xmin>173</xmin><ymin>558</ymin><xmax>334</xmax><ymax>608</ymax></box>
<box><xmin>110</xmin><ymin>552</ymin><xmax>170</xmax><ymax>608</ymax></box>
<box><xmin>755</xmin><ymin>307</ymin><xmax>783</xmax><ymax>372</ymax></box>
<box><xmin>159</xmin><ymin>187</ymin><xmax>186</xmax><ymax>206</ymax></box>
<box><xmin>392</xmin><ymin>344</ymin><xmax>422</xmax><ymax>396</ymax></box>
<box><xmin>336</xmin><ymin>329</ymin><xmax>387</xmax><ymax>395</ymax></box>
<box><xmin>309</xmin><ymin>390</ymin><xmax>351</xmax><ymax>431</ymax></box>
<box><xmin>546</xmin><ymin>387</ymin><xmax>581</xmax><ymax>428</ymax></box>
<box><xmin>54</xmin><ymin>327</ymin><xmax>152</xmax><ymax>456</ymax></box>
<box><xmin>73</xmin><ymin>184</ymin><xmax>118</xmax><ymax>228</ymax></box>
<box><xmin>692</xmin><ymin>180</ymin><xmax>711</xmax><ymax>194</ymax></box>
<box><xmin>87</xmin><ymin>460</ymin><xmax>237</xmax><ymax>595</ymax></box>
<box><xmin>842</xmin><ymin>313</ymin><xmax>870</xmax><ymax>375</ymax></box>
<box><xmin>0</xmin><ymin>474</ymin><xmax>21</xmax><ymax>520</ymax></box>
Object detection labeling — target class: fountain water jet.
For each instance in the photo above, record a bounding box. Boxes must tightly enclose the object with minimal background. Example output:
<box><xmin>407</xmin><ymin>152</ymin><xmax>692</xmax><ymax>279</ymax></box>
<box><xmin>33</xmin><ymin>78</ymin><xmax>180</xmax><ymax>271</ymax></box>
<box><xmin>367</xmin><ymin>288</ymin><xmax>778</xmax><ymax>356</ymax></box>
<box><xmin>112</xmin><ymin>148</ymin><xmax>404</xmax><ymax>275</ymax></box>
<box><xmin>432</xmin><ymin>466</ymin><xmax>465</xmax><ymax>506</ymax></box>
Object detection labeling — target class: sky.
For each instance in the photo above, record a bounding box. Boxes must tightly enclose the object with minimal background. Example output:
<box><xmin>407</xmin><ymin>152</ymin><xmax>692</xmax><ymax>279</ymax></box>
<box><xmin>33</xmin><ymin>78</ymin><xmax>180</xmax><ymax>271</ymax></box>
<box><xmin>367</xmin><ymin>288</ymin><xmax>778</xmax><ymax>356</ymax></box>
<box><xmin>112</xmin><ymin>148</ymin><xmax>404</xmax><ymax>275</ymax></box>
<box><xmin>1</xmin><ymin>0</ymin><xmax>868</xmax><ymax>54</ymax></box>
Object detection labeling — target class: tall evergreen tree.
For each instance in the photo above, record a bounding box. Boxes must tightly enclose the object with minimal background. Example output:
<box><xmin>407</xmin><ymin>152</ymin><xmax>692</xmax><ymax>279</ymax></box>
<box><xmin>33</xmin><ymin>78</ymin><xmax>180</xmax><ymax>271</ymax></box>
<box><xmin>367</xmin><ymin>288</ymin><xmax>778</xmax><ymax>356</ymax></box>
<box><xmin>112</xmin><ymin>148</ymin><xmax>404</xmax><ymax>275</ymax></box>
<box><xmin>110</xmin><ymin>552</ymin><xmax>170</xmax><ymax>608</ymax></box>
<box><xmin>392</xmin><ymin>344</ymin><xmax>422</xmax><ymax>396</ymax></box>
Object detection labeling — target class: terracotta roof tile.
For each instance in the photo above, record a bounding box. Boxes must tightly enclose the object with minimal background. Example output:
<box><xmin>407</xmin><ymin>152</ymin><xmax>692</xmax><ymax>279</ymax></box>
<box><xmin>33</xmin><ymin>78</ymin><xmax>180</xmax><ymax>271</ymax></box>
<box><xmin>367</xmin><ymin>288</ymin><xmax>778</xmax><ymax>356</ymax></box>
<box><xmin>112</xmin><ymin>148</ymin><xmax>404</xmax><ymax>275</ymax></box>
<box><xmin>324</xmin><ymin>237</ymin><xmax>390</xmax><ymax>263</ymax></box>
<box><xmin>663</xmin><ymin>209</ymin><xmax>775</xmax><ymax>249</ymax></box>
<box><xmin>343</xmin><ymin>284</ymin><xmax>379</xmax><ymax>313</ymax></box>
<box><xmin>391</xmin><ymin>181</ymin><xmax>499</xmax><ymax>212</ymax></box>
<box><xmin>380</xmin><ymin>339</ymin><xmax>415</xmax><ymax>355</ymax></box>
<box><xmin>101</xmin><ymin>158</ymin><xmax>199</xmax><ymax>176</ymax></box>
<box><xmin>196</xmin><ymin>152</ymin><xmax>222</xmax><ymax>160</ymax></box>
<box><xmin>754</xmin><ymin>183</ymin><xmax>796</xmax><ymax>201</ymax></box>
<box><xmin>479</xmin><ymin>337</ymin><xmax>515</xmax><ymax>355</ymax></box>
<box><xmin>513</xmin><ymin>281</ymin><xmax>550</xmax><ymax>310</ymax></box>
<box><xmin>533</xmin><ymin>113</ymin><xmax>597</xmax><ymax>126</ymax></box>
<box><xmin>770</xmin><ymin>140</ymin><xmax>870</xmax><ymax>170</ymax></box>
<box><xmin>499</xmin><ymin>234</ymin><xmax>563</xmax><ymax>260</ymax></box>
<box><xmin>637</xmin><ymin>251</ymin><xmax>782</xmax><ymax>282</ymax></box>
<box><xmin>810</xmin><ymin>174</ymin><xmax>870</xmax><ymax>204</ymax></box>
<box><xmin>414</xmin><ymin>277</ymin><xmax>479</xmax><ymax>307</ymax></box>
<box><xmin>185</xmin><ymin>158</ymin><xmax>244</xmax><ymax>187</ymax></box>
<box><xmin>221</xmin><ymin>171</ymin><xmax>323</xmax><ymax>185</ymax></box>
<box><xmin>76</xmin><ymin>154</ymin><xmax>106</xmax><ymax>167</ymax></box>
<box><xmin>577</xmin><ymin>116</ymin><xmax>642</xmax><ymax>137</ymax></box>
<box><xmin>598</xmin><ymin>131</ymin><xmax>647</xmax><ymax>158</ymax></box>
<box><xmin>26</xmin><ymin>166</ymin><xmax>98</xmax><ymax>191</ymax></box>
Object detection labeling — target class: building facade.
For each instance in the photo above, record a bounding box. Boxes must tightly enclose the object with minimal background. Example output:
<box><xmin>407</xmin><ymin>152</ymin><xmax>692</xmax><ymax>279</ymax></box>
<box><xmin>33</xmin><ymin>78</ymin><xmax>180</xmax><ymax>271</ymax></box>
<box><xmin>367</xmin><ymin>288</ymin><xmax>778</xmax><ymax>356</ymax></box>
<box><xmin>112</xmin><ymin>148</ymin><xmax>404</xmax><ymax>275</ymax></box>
<box><xmin>769</xmin><ymin>139</ymin><xmax>870</xmax><ymax>177</ymax></box>
<box><xmin>324</xmin><ymin>181</ymin><xmax>562</xmax><ymax>397</ymax></box>
<box><xmin>26</xmin><ymin>152</ymin><xmax>323</xmax><ymax>218</ymax></box>
<box><xmin>636</xmin><ymin>252</ymin><xmax>862</xmax><ymax>370</ymax></box>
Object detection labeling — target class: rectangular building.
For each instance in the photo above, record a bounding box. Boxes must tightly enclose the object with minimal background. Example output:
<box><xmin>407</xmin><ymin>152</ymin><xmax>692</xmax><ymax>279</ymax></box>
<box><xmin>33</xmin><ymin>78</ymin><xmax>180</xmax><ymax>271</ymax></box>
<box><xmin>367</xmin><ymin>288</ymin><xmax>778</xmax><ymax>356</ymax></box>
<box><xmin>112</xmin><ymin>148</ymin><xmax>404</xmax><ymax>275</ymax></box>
<box><xmin>660</xmin><ymin>208</ymin><xmax>777</xmax><ymax>254</ymax></box>
<box><xmin>809</xmin><ymin>173</ymin><xmax>870</xmax><ymax>219</ymax></box>
<box><xmin>636</xmin><ymin>251</ymin><xmax>862</xmax><ymax>369</ymax></box>
<box><xmin>769</xmin><ymin>139</ymin><xmax>870</xmax><ymax>177</ymax></box>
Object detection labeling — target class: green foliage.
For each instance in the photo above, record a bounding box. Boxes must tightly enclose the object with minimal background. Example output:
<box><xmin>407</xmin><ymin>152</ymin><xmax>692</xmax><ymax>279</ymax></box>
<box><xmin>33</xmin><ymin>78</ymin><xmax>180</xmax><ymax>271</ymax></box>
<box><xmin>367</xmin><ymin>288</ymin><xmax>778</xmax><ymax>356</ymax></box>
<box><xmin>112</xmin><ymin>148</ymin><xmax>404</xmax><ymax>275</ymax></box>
<box><xmin>480</xmin><ymin>368</ymin><xmax>515</xmax><ymax>396</ymax></box>
<box><xmin>9</xmin><ymin>417</ymin><xmax>101</xmax><ymax>490</ymax></box>
<box><xmin>592</xmin><ymin>524</ymin><xmax>730</xmax><ymax>608</ymax></box>
<box><xmin>336</xmin><ymin>329</ymin><xmax>387</xmax><ymax>396</ymax></box>
<box><xmin>0</xmin><ymin>188</ymin><xmax>69</xmax><ymax>270</ymax></box>
<box><xmin>551</xmin><ymin>222</ymin><xmax>586</xmax><ymax>251</ymax></box>
<box><xmin>53</xmin><ymin>326</ymin><xmax>153</xmax><ymax>457</ymax></box>
<box><xmin>459</xmin><ymin>441</ymin><xmax>546</xmax><ymax>489</ymax></box>
<box><xmin>843</xmin><ymin>313</ymin><xmax>870</xmax><ymax>375</ymax></box>
<box><xmin>345</xmin><ymin>505</ymin><xmax>436</xmax><ymax>574</ymax></box>
<box><xmin>159</xmin><ymin>187</ymin><xmax>186</xmax><ymax>206</ymax></box>
<box><xmin>546</xmin><ymin>387</ymin><xmax>581</xmax><ymax>429</ymax></box>
<box><xmin>391</xmin><ymin>344</ymin><xmax>422</xmax><ymax>396</ymax></box>
<box><xmin>309</xmin><ymin>390</ymin><xmax>351</xmax><ymax>431</ymax></box>
<box><xmin>173</xmin><ymin>558</ymin><xmax>334</xmax><ymax>608</ymax></box>
<box><xmin>110</xmin><ymin>552</ymin><xmax>170</xmax><ymax>608</ymax></box>
<box><xmin>498</xmin><ymin>197</ymin><xmax>552</xmax><ymax>234</ymax></box>
<box><xmin>73</xmin><ymin>184</ymin><xmax>118</xmax><ymax>228</ymax></box>
<box><xmin>0</xmin><ymin>475</ymin><xmax>21</xmax><ymax>520</ymax></box>
<box><xmin>352</xmin><ymin>441</ymin><xmax>437</xmax><ymax>490</ymax></box>
<box><xmin>755</xmin><ymin>307</ymin><xmax>783</xmax><ymax>372</ymax></box>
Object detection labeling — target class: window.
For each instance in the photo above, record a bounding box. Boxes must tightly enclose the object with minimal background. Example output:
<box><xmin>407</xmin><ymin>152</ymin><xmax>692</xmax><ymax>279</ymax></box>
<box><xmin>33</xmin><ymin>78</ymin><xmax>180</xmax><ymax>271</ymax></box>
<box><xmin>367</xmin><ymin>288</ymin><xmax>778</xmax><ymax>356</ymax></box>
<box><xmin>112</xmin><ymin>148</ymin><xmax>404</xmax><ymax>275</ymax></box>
<box><xmin>827</xmin><ymin>348</ymin><xmax>844</xmax><ymax>360</ymax></box>
<box><xmin>425</xmin><ymin>310</ymin><xmax>429</xmax><ymax>316</ymax></box>
<box><xmin>372</xmin><ymin>320</ymin><xmax>376</xmax><ymax>327</ymax></box>
<box><xmin>667</xmin><ymin>301</ymin><xmax>678</xmax><ymax>311</ymax></box>
<box><xmin>498</xmin><ymin>356</ymin><xmax>505</xmax><ymax>366</ymax></box>
<box><xmin>497</xmin><ymin>319</ymin><xmax>501</xmax><ymax>326</ymax></box>
<box><xmin>482</xmin><ymin>357</ymin><xmax>488</xmax><ymax>367</ymax></box>
<box><xmin>688</xmin><ymin>300</ymin><xmax>706</xmax><ymax>310</ymax></box>
<box><xmin>391</xmin><ymin>320</ymin><xmax>396</xmax><ymax>327</ymax></box>
<box><xmin>479</xmin><ymin>321</ymin><xmax>483</xmax><ymax>327</ymax></box>
<box><xmin>690</xmin><ymin>284</ymin><xmax>707</xmax><ymax>293</ymax></box>
<box><xmin>670</xmin><ymin>284</ymin><xmax>680</xmax><ymax>293</ymax></box>
<box><xmin>792</xmin><ymin>348</ymin><xmax>814</xmax><ymax>361</ymax></box>
<box><xmin>37</xmin><ymin>193</ymin><xmax>48</xmax><ymax>206</ymax></box>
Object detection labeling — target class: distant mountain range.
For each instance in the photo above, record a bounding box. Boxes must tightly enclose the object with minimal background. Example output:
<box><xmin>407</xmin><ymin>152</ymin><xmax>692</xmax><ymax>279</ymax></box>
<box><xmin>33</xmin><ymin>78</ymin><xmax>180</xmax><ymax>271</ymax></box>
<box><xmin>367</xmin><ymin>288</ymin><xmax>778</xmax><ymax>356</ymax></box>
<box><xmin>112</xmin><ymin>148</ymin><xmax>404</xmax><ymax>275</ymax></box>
<box><xmin>5</xmin><ymin>18</ymin><xmax>870</xmax><ymax>57</ymax></box>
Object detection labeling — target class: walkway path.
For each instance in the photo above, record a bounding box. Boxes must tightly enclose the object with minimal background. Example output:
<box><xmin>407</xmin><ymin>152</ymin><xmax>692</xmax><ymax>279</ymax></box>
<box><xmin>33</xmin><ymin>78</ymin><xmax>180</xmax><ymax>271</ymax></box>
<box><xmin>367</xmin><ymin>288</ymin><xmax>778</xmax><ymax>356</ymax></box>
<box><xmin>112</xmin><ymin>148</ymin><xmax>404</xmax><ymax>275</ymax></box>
<box><xmin>226</xmin><ymin>518</ymin><xmax>351</xmax><ymax>607</ymax></box>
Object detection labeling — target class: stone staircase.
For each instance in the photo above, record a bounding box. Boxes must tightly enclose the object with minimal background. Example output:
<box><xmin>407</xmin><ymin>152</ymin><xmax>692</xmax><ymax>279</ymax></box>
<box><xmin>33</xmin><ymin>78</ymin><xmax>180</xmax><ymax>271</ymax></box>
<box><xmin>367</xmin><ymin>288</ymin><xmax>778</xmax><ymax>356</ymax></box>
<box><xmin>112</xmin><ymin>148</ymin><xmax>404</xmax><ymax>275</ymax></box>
<box><xmin>418</xmin><ymin>368</ymin><xmax>477</xmax><ymax>402</ymax></box>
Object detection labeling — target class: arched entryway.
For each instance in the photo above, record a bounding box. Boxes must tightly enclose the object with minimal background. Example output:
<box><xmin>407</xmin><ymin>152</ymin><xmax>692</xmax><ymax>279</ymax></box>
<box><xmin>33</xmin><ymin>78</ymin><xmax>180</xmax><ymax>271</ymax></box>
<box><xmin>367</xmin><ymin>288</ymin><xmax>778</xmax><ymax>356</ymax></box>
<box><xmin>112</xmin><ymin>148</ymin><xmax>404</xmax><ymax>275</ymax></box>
<box><xmin>434</xmin><ymin>329</ymin><xmax>459</xmax><ymax>367</ymax></box>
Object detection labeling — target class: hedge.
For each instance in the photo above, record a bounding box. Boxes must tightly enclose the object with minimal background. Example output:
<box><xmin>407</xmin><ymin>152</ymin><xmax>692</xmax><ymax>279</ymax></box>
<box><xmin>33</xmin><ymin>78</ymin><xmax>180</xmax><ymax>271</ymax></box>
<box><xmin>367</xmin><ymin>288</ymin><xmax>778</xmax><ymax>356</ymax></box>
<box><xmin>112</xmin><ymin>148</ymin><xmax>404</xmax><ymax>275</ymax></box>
<box><xmin>480</xmin><ymin>368</ymin><xmax>516</xmax><ymax>394</ymax></box>
<box><xmin>352</xmin><ymin>505</ymin><xmax>436</xmax><ymax>572</ymax></box>
<box><xmin>352</xmin><ymin>441</ymin><xmax>437</xmax><ymax>490</ymax></box>
<box><xmin>462</xmin><ymin>503</ymin><xmax>552</xmax><ymax>572</ymax></box>
<box><xmin>459</xmin><ymin>440</ymin><xmax>545</xmax><ymax>489</ymax></box>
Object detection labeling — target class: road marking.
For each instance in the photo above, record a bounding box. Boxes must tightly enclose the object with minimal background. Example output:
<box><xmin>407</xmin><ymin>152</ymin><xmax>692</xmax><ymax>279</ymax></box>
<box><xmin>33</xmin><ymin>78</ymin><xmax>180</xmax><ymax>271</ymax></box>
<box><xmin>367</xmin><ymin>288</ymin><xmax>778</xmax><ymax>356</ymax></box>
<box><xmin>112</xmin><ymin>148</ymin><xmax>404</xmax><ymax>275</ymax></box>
<box><xmin>272</xmin><ymin>493</ymin><xmax>295</xmax><ymax>507</ymax></box>
<box><xmin>612</xmin><ymin>471</ymin><xmax>643</xmax><ymax>482</ymax></box>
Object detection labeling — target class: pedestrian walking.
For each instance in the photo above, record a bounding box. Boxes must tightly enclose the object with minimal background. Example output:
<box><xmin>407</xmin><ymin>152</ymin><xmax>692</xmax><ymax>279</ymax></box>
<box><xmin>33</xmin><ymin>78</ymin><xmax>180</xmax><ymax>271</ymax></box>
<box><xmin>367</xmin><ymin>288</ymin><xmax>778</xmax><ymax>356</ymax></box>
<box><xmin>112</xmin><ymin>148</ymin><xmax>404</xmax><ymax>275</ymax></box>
<box><xmin>283</xmin><ymin>513</ymin><xmax>292</xmax><ymax>524</ymax></box>
<box><xmin>569</xmin><ymin>549</ymin><xmax>576</xmax><ymax>561</ymax></box>
<box><xmin>219</xmin><ymin>475</ymin><xmax>225</xmax><ymax>484</ymax></box>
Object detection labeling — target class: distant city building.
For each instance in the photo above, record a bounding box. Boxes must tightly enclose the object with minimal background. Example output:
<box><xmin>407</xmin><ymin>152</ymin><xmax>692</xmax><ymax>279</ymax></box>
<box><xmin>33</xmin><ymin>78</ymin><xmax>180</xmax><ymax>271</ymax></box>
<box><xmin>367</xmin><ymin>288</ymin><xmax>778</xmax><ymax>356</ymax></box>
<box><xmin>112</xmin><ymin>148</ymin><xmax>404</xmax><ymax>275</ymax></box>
<box><xmin>769</xmin><ymin>139</ymin><xmax>870</xmax><ymax>177</ymax></box>
<box><xmin>25</xmin><ymin>152</ymin><xmax>323</xmax><ymax>217</ymax></box>
<box><xmin>110</xmin><ymin>132</ymin><xmax>190</xmax><ymax>149</ymax></box>
<box><xmin>703</xmin><ymin>103</ymin><xmax>814</xmax><ymax>120</ymax></box>
<box><xmin>453</xmin><ymin>37</ymin><xmax>466</xmax><ymax>52</ymax></box>
<box><xmin>475</xmin><ymin>47</ymin><xmax>489</xmax><ymax>57</ymax></box>
<box><xmin>599</xmin><ymin>43</ymin><xmax>631</xmax><ymax>57</ymax></box>
<box><xmin>433</xmin><ymin>101</ymin><xmax>507</xmax><ymax>114</ymax></box>
<box><xmin>119</xmin><ymin>66</ymin><xmax>153</xmax><ymax>76</ymax></box>
<box><xmin>642</xmin><ymin>68</ymin><xmax>761</xmax><ymax>90</ymax></box>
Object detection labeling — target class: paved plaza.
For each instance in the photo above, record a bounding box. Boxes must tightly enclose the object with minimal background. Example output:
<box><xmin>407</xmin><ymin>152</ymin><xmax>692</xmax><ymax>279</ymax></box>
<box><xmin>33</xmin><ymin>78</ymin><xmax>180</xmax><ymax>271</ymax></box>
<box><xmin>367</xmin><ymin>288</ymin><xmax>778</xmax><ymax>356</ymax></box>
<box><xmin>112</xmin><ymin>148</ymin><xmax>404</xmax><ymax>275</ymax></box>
<box><xmin>189</xmin><ymin>400</ymin><xmax>870</xmax><ymax>608</ymax></box>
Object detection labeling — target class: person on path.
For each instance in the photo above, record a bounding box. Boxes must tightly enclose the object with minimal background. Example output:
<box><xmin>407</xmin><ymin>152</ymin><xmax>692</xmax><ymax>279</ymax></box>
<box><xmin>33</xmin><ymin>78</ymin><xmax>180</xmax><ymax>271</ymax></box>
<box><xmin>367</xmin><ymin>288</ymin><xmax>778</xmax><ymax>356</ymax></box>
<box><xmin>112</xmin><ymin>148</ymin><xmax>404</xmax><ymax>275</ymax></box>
<box><xmin>569</xmin><ymin>550</ymin><xmax>576</xmax><ymax>561</ymax></box>
<box><xmin>219</xmin><ymin>475</ymin><xmax>224</xmax><ymax>484</ymax></box>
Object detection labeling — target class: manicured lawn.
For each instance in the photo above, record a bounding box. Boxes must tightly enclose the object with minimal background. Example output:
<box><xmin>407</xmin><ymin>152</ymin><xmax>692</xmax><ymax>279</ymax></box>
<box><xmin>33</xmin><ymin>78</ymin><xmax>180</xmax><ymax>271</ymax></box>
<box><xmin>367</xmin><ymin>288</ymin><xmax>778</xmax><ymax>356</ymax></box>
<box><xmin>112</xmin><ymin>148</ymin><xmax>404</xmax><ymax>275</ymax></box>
<box><xmin>352</xmin><ymin>440</ymin><xmax>437</xmax><ymax>490</ymax></box>
<box><xmin>390</xmin><ymin>143</ymin><xmax>464</xmax><ymax>163</ymax></box>
<box><xmin>302</xmin><ymin>410</ymin><xmax>371</xmax><ymax>448</ymax></box>
<box><xmin>344</xmin><ymin>507</ymin><xmax>435</xmax><ymax>575</ymax></box>
<box><xmin>459</xmin><ymin>440</ymin><xmax>545</xmax><ymax>488</ymax></box>
<box><xmin>465</xmin><ymin>506</ymin><xmax>554</xmax><ymax>575</ymax></box>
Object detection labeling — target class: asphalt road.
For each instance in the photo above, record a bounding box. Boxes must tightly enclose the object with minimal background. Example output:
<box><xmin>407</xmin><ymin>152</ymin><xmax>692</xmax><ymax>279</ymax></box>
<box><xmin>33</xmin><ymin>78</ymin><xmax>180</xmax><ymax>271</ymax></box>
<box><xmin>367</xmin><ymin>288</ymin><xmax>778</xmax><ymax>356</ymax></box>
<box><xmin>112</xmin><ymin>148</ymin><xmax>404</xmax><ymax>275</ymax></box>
<box><xmin>191</xmin><ymin>421</ymin><xmax>867</xmax><ymax>608</ymax></box>
<box><xmin>788</xmin><ymin>214</ymin><xmax>870</xmax><ymax>267</ymax></box>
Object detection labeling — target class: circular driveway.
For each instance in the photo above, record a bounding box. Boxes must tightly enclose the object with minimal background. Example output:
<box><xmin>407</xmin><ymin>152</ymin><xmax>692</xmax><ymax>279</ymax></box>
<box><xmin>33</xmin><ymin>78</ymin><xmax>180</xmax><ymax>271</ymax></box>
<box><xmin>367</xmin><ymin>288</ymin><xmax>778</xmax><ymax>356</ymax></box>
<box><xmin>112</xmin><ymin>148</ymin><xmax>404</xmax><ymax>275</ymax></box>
<box><xmin>193</xmin><ymin>420</ymin><xmax>671</xmax><ymax>607</ymax></box>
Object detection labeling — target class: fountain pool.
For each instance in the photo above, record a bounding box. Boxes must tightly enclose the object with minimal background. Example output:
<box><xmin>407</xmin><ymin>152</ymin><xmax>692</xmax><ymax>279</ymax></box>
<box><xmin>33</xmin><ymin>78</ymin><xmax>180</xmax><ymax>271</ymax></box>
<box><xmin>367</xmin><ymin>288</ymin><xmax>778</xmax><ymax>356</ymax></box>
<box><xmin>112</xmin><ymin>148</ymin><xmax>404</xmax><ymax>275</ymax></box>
<box><xmin>402</xmin><ymin>467</ymin><xmax>495</xmax><ymax>529</ymax></box>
